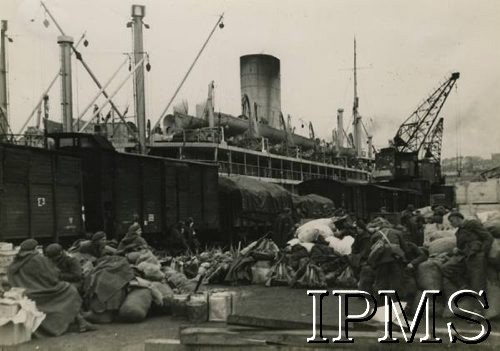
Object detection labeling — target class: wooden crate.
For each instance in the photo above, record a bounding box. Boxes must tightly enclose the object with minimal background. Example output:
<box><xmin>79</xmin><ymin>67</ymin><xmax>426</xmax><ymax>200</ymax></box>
<box><xmin>0</xmin><ymin>322</ymin><xmax>31</xmax><ymax>346</ymax></box>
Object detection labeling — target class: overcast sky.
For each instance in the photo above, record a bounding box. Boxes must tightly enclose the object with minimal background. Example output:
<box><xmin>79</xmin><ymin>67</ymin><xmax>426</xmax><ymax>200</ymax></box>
<box><xmin>1</xmin><ymin>0</ymin><xmax>499</xmax><ymax>158</ymax></box>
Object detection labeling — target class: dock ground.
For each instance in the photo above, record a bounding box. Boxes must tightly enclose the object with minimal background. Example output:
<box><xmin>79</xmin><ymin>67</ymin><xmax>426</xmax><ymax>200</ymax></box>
<box><xmin>3</xmin><ymin>285</ymin><xmax>498</xmax><ymax>351</ymax></box>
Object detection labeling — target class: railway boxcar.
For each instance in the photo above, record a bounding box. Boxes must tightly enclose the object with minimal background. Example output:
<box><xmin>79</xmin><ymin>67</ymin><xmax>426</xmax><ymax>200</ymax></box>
<box><xmin>49</xmin><ymin>133</ymin><xmax>219</xmax><ymax>241</ymax></box>
<box><xmin>0</xmin><ymin>143</ymin><xmax>83</xmax><ymax>241</ymax></box>
<box><xmin>298</xmin><ymin>179</ymin><xmax>424</xmax><ymax>221</ymax></box>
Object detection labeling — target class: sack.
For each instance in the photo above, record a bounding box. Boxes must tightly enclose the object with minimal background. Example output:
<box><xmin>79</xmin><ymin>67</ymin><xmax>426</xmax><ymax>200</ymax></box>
<box><xmin>417</xmin><ymin>260</ymin><xmax>442</xmax><ymax>290</ymax></box>
<box><xmin>427</xmin><ymin>237</ymin><xmax>456</xmax><ymax>256</ymax></box>
<box><xmin>118</xmin><ymin>288</ymin><xmax>153</xmax><ymax>322</ymax></box>
<box><xmin>478</xmin><ymin>211</ymin><xmax>500</xmax><ymax>224</ymax></box>
<box><xmin>485</xmin><ymin>269</ymin><xmax>500</xmax><ymax>319</ymax></box>
<box><xmin>265</xmin><ymin>258</ymin><xmax>294</xmax><ymax>287</ymax></box>
<box><xmin>137</xmin><ymin>261</ymin><xmax>164</xmax><ymax>281</ymax></box>
<box><xmin>326</xmin><ymin>235</ymin><xmax>355</xmax><ymax>256</ymax></box>
<box><xmin>291</xmin><ymin>263</ymin><xmax>326</xmax><ymax>288</ymax></box>
<box><xmin>296</xmin><ymin>219</ymin><xmax>335</xmax><ymax>243</ymax></box>
<box><xmin>485</xmin><ymin>221</ymin><xmax>500</xmax><ymax>239</ymax></box>
<box><xmin>335</xmin><ymin>266</ymin><xmax>357</xmax><ymax>287</ymax></box>
<box><xmin>251</xmin><ymin>261</ymin><xmax>272</xmax><ymax>285</ymax></box>
<box><xmin>126</xmin><ymin>251</ymin><xmax>141</xmax><ymax>264</ymax></box>
<box><xmin>488</xmin><ymin>238</ymin><xmax>500</xmax><ymax>270</ymax></box>
<box><xmin>426</xmin><ymin>229</ymin><xmax>456</xmax><ymax>243</ymax></box>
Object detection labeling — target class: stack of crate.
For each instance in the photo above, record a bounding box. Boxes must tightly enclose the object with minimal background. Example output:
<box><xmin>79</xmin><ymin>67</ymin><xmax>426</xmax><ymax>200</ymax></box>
<box><xmin>0</xmin><ymin>288</ymin><xmax>32</xmax><ymax>346</ymax></box>
<box><xmin>0</xmin><ymin>243</ymin><xmax>18</xmax><ymax>284</ymax></box>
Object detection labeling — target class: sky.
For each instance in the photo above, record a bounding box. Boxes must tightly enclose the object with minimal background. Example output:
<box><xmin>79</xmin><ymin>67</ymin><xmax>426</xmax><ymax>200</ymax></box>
<box><xmin>1</xmin><ymin>0</ymin><xmax>499</xmax><ymax>158</ymax></box>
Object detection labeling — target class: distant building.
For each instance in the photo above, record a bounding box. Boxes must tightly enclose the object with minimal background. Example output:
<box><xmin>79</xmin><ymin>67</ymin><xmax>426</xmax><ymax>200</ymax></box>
<box><xmin>492</xmin><ymin>153</ymin><xmax>500</xmax><ymax>164</ymax></box>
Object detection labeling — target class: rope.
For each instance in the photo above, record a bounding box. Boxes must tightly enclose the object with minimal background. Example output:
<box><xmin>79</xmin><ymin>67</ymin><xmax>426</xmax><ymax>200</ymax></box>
<box><xmin>454</xmin><ymin>82</ymin><xmax>462</xmax><ymax>173</ymax></box>
<box><xmin>75</xmin><ymin>55</ymin><xmax>80</xmax><ymax>118</ymax></box>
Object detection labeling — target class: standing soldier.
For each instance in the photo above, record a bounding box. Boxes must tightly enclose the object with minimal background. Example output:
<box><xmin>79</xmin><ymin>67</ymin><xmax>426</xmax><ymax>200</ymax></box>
<box><xmin>168</xmin><ymin>221</ymin><xmax>190</xmax><ymax>256</ymax></box>
<box><xmin>414</xmin><ymin>210</ymin><xmax>426</xmax><ymax>246</ymax></box>
<box><xmin>441</xmin><ymin>212</ymin><xmax>494</xmax><ymax>293</ymax></box>
<box><xmin>184</xmin><ymin>217</ymin><xmax>201</xmax><ymax>252</ymax></box>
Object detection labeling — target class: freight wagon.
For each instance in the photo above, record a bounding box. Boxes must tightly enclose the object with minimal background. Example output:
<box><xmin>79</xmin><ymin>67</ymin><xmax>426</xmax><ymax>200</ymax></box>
<box><xmin>0</xmin><ymin>143</ymin><xmax>83</xmax><ymax>241</ymax></box>
<box><xmin>0</xmin><ymin>133</ymin><xmax>219</xmax><ymax>244</ymax></box>
<box><xmin>297</xmin><ymin>179</ymin><xmax>425</xmax><ymax>223</ymax></box>
<box><xmin>48</xmin><ymin>133</ymin><xmax>219</xmax><ymax>242</ymax></box>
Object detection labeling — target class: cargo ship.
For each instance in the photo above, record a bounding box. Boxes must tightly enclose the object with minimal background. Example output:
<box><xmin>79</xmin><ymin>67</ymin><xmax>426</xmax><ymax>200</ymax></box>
<box><xmin>148</xmin><ymin>53</ymin><xmax>372</xmax><ymax>189</ymax></box>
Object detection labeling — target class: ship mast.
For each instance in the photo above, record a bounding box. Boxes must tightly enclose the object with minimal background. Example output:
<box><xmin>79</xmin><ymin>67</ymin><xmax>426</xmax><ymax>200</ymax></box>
<box><xmin>352</xmin><ymin>37</ymin><xmax>363</xmax><ymax>157</ymax></box>
<box><xmin>0</xmin><ymin>20</ymin><xmax>10</xmax><ymax>138</ymax></box>
<box><xmin>131</xmin><ymin>5</ymin><xmax>147</xmax><ymax>154</ymax></box>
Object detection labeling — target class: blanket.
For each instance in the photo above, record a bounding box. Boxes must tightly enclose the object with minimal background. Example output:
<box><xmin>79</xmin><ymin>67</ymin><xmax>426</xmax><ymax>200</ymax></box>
<box><xmin>8</xmin><ymin>251</ymin><xmax>82</xmax><ymax>336</ymax></box>
<box><xmin>83</xmin><ymin>255</ymin><xmax>134</xmax><ymax>313</ymax></box>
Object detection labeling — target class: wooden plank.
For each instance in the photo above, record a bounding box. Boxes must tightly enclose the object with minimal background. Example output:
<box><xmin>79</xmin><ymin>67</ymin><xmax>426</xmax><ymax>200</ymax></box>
<box><xmin>227</xmin><ymin>314</ymin><xmax>378</xmax><ymax>332</ymax></box>
<box><xmin>164</xmin><ymin>162</ymin><xmax>179</xmax><ymax>227</ymax></box>
<box><xmin>29</xmin><ymin>151</ymin><xmax>53</xmax><ymax>184</ymax></box>
<box><xmin>0</xmin><ymin>183</ymin><xmax>29</xmax><ymax>239</ymax></box>
<box><xmin>178</xmin><ymin>326</ymin><xmax>500</xmax><ymax>349</ymax></box>
<box><xmin>180</xmin><ymin>328</ymin><xmax>268</xmax><ymax>346</ymax></box>
<box><xmin>30</xmin><ymin>184</ymin><xmax>54</xmax><ymax>238</ymax></box>
<box><xmin>56</xmin><ymin>155</ymin><xmax>81</xmax><ymax>186</ymax></box>
<box><xmin>56</xmin><ymin>185</ymin><xmax>82</xmax><ymax>237</ymax></box>
<box><xmin>142</xmin><ymin>159</ymin><xmax>162</xmax><ymax>234</ymax></box>
<box><xmin>114</xmin><ymin>155</ymin><xmax>140</xmax><ymax>235</ymax></box>
<box><xmin>145</xmin><ymin>339</ymin><xmax>186</xmax><ymax>351</ymax></box>
<box><xmin>3</xmin><ymin>148</ymin><xmax>29</xmax><ymax>182</ymax></box>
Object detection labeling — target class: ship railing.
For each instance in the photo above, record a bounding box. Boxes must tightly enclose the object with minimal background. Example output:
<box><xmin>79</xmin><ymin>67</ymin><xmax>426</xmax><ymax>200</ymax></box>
<box><xmin>218</xmin><ymin>161</ymin><xmax>342</xmax><ymax>182</ymax></box>
<box><xmin>178</xmin><ymin>127</ymin><xmax>224</xmax><ymax>144</ymax></box>
<box><xmin>0</xmin><ymin>133</ymin><xmax>47</xmax><ymax>148</ymax></box>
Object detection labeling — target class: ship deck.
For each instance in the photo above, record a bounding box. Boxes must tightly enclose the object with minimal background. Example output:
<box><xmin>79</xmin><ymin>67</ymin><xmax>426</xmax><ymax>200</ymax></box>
<box><xmin>149</xmin><ymin>139</ymin><xmax>371</xmax><ymax>185</ymax></box>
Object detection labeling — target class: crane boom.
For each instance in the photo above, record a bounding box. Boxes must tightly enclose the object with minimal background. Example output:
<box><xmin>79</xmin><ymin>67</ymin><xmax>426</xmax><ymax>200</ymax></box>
<box><xmin>393</xmin><ymin>72</ymin><xmax>459</xmax><ymax>159</ymax></box>
<box><xmin>422</xmin><ymin>117</ymin><xmax>444</xmax><ymax>163</ymax></box>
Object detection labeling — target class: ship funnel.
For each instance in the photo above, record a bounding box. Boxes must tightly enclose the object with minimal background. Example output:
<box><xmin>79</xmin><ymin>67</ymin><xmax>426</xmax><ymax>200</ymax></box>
<box><xmin>336</xmin><ymin>108</ymin><xmax>344</xmax><ymax>148</ymax></box>
<box><xmin>240</xmin><ymin>54</ymin><xmax>281</xmax><ymax>129</ymax></box>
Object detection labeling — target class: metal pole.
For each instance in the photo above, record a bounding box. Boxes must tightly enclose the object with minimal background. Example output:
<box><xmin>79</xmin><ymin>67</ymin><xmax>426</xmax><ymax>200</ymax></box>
<box><xmin>152</xmin><ymin>13</ymin><xmax>224</xmax><ymax>135</ymax></box>
<box><xmin>58</xmin><ymin>35</ymin><xmax>74</xmax><ymax>132</ymax></box>
<box><xmin>73</xmin><ymin>56</ymin><xmax>128</xmax><ymax>128</ymax></box>
<box><xmin>337</xmin><ymin>108</ymin><xmax>344</xmax><ymax>148</ymax></box>
<box><xmin>78</xmin><ymin>57</ymin><xmax>144</xmax><ymax>132</ymax></box>
<box><xmin>131</xmin><ymin>4</ymin><xmax>146</xmax><ymax>154</ymax></box>
<box><xmin>41</xmin><ymin>1</ymin><xmax>66</xmax><ymax>36</ymax></box>
<box><xmin>16</xmin><ymin>32</ymin><xmax>86</xmax><ymax>136</ymax></box>
<box><xmin>41</xmin><ymin>1</ymin><xmax>136</xmax><ymax>137</ymax></box>
<box><xmin>0</xmin><ymin>20</ymin><xmax>10</xmax><ymax>137</ymax></box>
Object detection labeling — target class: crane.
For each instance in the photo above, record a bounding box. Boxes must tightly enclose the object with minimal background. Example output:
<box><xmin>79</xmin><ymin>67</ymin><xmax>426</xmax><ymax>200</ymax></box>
<box><xmin>373</xmin><ymin>72</ymin><xmax>459</xmax><ymax>185</ymax></box>
<box><xmin>393</xmin><ymin>72</ymin><xmax>459</xmax><ymax>158</ymax></box>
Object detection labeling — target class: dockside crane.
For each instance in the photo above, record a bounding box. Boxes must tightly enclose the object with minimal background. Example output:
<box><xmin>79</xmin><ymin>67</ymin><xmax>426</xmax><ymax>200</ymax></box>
<box><xmin>373</xmin><ymin>72</ymin><xmax>459</xmax><ymax>186</ymax></box>
<box><xmin>393</xmin><ymin>72</ymin><xmax>459</xmax><ymax>158</ymax></box>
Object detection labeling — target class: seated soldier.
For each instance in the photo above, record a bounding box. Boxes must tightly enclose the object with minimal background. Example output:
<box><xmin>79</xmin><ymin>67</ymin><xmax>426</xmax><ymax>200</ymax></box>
<box><xmin>117</xmin><ymin>223</ymin><xmax>149</xmax><ymax>254</ymax></box>
<box><xmin>81</xmin><ymin>231</ymin><xmax>108</xmax><ymax>259</ymax></box>
<box><xmin>46</xmin><ymin>243</ymin><xmax>83</xmax><ymax>291</ymax></box>
<box><xmin>8</xmin><ymin>239</ymin><xmax>96</xmax><ymax>335</ymax></box>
